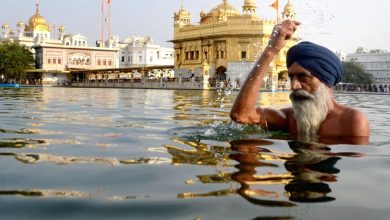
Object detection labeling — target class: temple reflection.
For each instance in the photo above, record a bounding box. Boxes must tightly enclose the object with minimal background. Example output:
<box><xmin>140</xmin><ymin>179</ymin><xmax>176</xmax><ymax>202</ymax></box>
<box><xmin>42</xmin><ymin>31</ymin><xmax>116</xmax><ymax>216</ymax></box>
<box><xmin>168</xmin><ymin>137</ymin><xmax>364</xmax><ymax>206</ymax></box>
<box><xmin>0</xmin><ymin>189</ymin><xmax>90</xmax><ymax>198</ymax></box>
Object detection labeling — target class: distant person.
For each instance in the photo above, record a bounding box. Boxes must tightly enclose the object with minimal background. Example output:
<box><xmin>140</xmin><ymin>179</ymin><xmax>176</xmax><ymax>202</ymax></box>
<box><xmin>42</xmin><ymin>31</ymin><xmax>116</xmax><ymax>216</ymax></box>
<box><xmin>230</xmin><ymin>20</ymin><xmax>369</xmax><ymax>144</ymax></box>
<box><xmin>384</xmin><ymin>85</ymin><xmax>389</xmax><ymax>93</ymax></box>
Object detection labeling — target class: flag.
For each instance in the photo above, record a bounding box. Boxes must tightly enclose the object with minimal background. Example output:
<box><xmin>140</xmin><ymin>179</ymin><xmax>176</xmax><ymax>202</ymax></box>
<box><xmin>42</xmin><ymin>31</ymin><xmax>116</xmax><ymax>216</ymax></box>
<box><xmin>270</xmin><ymin>0</ymin><xmax>278</xmax><ymax>10</ymax></box>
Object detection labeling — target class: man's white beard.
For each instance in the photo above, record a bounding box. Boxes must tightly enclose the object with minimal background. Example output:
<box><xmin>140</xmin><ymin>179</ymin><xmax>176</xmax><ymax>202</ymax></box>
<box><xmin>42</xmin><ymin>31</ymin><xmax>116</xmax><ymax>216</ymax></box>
<box><xmin>290</xmin><ymin>84</ymin><xmax>330</xmax><ymax>141</ymax></box>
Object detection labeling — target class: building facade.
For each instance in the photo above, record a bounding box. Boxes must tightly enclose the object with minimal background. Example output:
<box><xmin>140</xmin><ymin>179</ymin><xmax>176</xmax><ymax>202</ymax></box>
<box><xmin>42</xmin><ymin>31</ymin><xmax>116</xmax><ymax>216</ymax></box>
<box><xmin>346</xmin><ymin>48</ymin><xmax>390</xmax><ymax>83</ymax></box>
<box><xmin>1</xmin><ymin>3</ymin><xmax>119</xmax><ymax>85</ymax></box>
<box><xmin>33</xmin><ymin>44</ymin><xmax>118</xmax><ymax>85</ymax></box>
<box><xmin>118</xmin><ymin>35</ymin><xmax>174</xmax><ymax>68</ymax></box>
<box><xmin>171</xmin><ymin>0</ymin><xmax>298</xmax><ymax>88</ymax></box>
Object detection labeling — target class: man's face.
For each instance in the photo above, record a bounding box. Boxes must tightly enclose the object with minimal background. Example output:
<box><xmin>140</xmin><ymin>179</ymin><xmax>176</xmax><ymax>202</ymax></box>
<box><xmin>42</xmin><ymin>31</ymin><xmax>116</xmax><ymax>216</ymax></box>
<box><xmin>288</xmin><ymin>62</ymin><xmax>323</xmax><ymax>95</ymax></box>
<box><xmin>287</xmin><ymin>62</ymin><xmax>331</xmax><ymax>140</ymax></box>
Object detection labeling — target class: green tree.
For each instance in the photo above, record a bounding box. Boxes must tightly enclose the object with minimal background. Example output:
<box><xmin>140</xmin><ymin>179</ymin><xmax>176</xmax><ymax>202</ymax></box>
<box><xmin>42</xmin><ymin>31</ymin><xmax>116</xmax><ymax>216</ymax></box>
<box><xmin>0</xmin><ymin>43</ymin><xmax>35</xmax><ymax>83</ymax></box>
<box><xmin>342</xmin><ymin>61</ymin><xmax>373</xmax><ymax>84</ymax></box>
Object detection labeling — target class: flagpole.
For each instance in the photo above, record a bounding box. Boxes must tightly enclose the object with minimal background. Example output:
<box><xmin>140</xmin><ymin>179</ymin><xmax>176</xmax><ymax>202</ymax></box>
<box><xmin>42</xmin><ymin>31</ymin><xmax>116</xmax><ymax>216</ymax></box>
<box><xmin>270</xmin><ymin>0</ymin><xmax>279</xmax><ymax>23</ymax></box>
<box><xmin>108</xmin><ymin>0</ymin><xmax>111</xmax><ymax>41</ymax></box>
<box><xmin>101</xmin><ymin>0</ymin><xmax>105</xmax><ymax>47</ymax></box>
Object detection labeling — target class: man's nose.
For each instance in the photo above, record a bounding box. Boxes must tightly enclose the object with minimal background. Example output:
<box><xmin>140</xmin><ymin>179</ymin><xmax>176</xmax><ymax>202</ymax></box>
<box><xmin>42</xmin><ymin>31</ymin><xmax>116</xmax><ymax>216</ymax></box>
<box><xmin>290</xmin><ymin>78</ymin><xmax>302</xmax><ymax>90</ymax></box>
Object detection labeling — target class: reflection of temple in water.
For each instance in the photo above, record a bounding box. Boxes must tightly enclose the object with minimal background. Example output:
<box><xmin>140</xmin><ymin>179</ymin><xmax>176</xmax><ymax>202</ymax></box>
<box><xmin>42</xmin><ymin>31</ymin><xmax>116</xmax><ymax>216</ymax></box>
<box><xmin>167</xmin><ymin>138</ymin><xmax>352</xmax><ymax>206</ymax></box>
<box><xmin>171</xmin><ymin>0</ymin><xmax>298</xmax><ymax>89</ymax></box>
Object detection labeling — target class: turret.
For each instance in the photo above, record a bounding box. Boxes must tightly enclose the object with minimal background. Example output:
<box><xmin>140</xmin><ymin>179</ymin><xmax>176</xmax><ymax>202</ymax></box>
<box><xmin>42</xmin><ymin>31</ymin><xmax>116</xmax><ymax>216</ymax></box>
<box><xmin>242</xmin><ymin>0</ymin><xmax>257</xmax><ymax>16</ymax></box>
<box><xmin>17</xmin><ymin>21</ymin><xmax>25</xmax><ymax>37</ymax></box>
<box><xmin>174</xmin><ymin>0</ymin><xmax>191</xmax><ymax>27</ymax></box>
<box><xmin>58</xmin><ymin>25</ymin><xmax>65</xmax><ymax>41</ymax></box>
<box><xmin>2</xmin><ymin>23</ymin><xmax>10</xmax><ymax>38</ymax></box>
<box><xmin>282</xmin><ymin>0</ymin><xmax>296</xmax><ymax>20</ymax></box>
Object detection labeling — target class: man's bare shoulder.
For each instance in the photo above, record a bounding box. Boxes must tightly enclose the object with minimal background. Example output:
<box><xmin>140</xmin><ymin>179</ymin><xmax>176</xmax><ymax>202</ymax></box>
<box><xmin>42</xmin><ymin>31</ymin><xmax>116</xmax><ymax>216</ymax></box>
<box><xmin>338</xmin><ymin>105</ymin><xmax>370</xmax><ymax>136</ymax></box>
<box><xmin>339</xmin><ymin>105</ymin><xmax>367</xmax><ymax>120</ymax></box>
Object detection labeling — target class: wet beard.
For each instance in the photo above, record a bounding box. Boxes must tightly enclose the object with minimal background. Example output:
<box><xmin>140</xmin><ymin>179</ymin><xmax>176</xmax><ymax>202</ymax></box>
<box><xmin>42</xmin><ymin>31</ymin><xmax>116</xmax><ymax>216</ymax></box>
<box><xmin>290</xmin><ymin>84</ymin><xmax>330</xmax><ymax>142</ymax></box>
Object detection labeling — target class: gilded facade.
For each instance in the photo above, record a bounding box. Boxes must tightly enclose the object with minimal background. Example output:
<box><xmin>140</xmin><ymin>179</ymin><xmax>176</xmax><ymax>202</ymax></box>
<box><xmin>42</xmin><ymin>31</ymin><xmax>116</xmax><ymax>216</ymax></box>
<box><xmin>171</xmin><ymin>0</ymin><xmax>298</xmax><ymax>87</ymax></box>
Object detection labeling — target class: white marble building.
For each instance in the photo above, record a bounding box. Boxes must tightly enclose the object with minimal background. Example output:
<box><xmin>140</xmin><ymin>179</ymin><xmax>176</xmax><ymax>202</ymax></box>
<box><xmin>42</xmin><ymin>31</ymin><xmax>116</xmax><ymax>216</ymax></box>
<box><xmin>118</xmin><ymin>35</ymin><xmax>174</xmax><ymax>68</ymax></box>
<box><xmin>346</xmin><ymin>48</ymin><xmax>390</xmax><ymax>83</ymax></box>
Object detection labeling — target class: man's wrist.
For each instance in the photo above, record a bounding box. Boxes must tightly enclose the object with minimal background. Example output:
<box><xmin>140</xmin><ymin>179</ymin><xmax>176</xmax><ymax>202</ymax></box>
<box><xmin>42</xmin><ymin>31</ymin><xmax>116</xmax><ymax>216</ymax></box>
<box><xmin>264</xmin><ymin>46</ymin><xmax>278</xmax><ymax>57</ymax></box>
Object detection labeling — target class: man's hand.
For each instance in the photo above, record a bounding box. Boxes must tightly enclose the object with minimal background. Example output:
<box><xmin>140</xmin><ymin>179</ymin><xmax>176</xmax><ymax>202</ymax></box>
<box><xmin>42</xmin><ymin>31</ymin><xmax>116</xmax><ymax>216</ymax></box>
<box><xmin>268</xmin><ymin>20</ymin><xmax>301</xmax><ymax>53</ymax></box>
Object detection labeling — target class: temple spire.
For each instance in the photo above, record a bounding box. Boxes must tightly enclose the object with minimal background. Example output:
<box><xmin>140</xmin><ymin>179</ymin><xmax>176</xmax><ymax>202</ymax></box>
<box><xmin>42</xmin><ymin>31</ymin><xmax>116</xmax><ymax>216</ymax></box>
<box><xmin>35</xmin><ymin>0</ymin><xmax>40</xmax><ymax>14</ymax></box>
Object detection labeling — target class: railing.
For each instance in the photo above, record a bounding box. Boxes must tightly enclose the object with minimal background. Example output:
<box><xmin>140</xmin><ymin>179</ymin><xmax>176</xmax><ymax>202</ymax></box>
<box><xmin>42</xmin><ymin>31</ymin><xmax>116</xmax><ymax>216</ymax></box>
<box><xmin>71</xmin><ymin>78</ymin><xmax>211</xmax><ymax>90</ymax></box>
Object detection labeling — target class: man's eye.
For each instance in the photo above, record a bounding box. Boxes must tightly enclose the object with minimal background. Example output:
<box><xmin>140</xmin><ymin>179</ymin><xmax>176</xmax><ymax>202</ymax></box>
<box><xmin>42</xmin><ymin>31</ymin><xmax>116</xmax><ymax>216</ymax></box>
<box><xmin>297</xmin><ymin>73</ymin><xmax>311</xmax><ymax>82</ymax></box>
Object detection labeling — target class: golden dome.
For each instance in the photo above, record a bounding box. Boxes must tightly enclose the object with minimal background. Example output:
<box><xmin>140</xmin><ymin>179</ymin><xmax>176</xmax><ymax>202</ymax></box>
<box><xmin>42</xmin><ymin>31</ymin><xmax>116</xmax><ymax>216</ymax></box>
<box><xmin>201</xmin><ymin>0</ymin><xmax>240</xmax><ymax>24</ymax></box>
<box><xmin>25</xmin><ymin>3</ymin><xmax>50</xmax><ymax>32</ymax></box>
<box><xmin>208</xmin><ymin>0</ymin><xmax>240</xmax><ymax>17</ymax></box>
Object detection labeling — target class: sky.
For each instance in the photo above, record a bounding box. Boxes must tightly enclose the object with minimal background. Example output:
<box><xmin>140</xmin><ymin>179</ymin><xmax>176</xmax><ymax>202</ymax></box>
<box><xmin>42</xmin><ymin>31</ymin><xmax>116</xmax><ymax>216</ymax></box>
<box><xmin>1</xmin><ymin>0</ymin><xmax>389</xmax><ymax>53</ymax></box>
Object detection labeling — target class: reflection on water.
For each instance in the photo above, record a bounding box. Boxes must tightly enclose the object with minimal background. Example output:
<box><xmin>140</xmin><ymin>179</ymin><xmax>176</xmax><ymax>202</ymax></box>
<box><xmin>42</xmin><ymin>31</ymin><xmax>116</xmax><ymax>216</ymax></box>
<box><xmin>0</xmin><ymin>88</ymin><xmax>390</xmax><ymax>219</ymax></box>
<box><xmin>0</xmin><ymin>152</ymin><xmax>171</xmax><ymax>166</ymax></box>
<box><xmin>0</xmin><ymin>189</ymin><xmax>91</xmax><ymax>198</ymax></box>
<box><xmin>170</xmin><ymin>137</ymin><xmax>365</xmax><ymax>207</ymax></box>
<box><xmin>0</xmin><ymin>138</ymin><xmax>46</xmax><ymax>148</ymax></box>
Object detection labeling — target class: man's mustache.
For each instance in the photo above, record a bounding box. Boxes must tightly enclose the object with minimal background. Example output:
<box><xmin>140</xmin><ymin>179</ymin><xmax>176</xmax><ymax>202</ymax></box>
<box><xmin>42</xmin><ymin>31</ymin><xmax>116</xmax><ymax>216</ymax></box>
<box><xmin>290</xmin><ymin>89</ymin><xmax>315</xmax><ymax>101</ymax></box>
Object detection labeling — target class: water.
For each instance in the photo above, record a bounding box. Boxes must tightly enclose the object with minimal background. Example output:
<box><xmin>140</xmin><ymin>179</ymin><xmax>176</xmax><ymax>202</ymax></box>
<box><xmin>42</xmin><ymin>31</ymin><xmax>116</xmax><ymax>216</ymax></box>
<box><xmin>0</xmin><ymin>87</ymin><xmax>389</xmax><ymax>220</ymax></box>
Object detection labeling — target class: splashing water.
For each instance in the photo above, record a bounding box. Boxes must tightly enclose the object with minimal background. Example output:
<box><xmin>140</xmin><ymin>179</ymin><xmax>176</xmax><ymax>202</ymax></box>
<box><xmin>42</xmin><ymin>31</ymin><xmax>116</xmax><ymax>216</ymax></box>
<box><xmin>294</xmin><ymin>0</ymin><xmax>335</xmax><ymax>38</ymax></box>
<box><xmin>174</xmin><ymin>122</ymin><xmax>265</xmax><ymax>142</ymax></box>
<box><xmin>171</xmin><ymin>120</ymin><xmax>290</xmax><ymax>143</ymax></box>
<box><xmin>215</xmin><ymin>71</ymin><xmax>237</xmax><ymax>109</ymax></box>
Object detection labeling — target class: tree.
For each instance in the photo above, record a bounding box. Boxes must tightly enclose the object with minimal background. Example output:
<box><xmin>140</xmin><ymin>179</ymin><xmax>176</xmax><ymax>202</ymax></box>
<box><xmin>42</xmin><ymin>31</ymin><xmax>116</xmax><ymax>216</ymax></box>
<box><xmin>0</xmin><ymin>43</ymin><xmax>35</xmax><ymax>83</ymax></box>
<box><xmin>342</xmin><ymin>61</ymin><xmax>373</xmax><ymax>84</ymax></box>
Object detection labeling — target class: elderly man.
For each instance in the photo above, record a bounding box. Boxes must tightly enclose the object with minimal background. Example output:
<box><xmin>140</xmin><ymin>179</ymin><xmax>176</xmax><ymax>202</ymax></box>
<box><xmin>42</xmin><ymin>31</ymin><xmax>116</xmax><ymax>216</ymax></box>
<box><xmin>230</xmin><ymin>20</ymin><xmax>369</xmax><ymax>144</ymax></box>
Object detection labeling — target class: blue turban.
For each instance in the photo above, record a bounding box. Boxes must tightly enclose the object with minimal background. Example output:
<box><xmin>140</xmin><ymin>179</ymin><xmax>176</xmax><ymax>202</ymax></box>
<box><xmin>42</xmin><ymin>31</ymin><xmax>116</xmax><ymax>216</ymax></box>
<box><xmin>286</xmin><ymin>41</ymin><xmax>343</xmax><ymax>86</ymax></box>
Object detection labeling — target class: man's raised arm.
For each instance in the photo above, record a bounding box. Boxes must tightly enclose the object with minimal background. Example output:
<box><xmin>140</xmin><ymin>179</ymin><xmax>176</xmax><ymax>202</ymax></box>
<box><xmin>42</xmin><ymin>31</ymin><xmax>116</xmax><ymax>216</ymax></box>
<box><xmin>230</xmin><ymin>20</ymin><xmax>300</xmax><ymax>128</ymax></box>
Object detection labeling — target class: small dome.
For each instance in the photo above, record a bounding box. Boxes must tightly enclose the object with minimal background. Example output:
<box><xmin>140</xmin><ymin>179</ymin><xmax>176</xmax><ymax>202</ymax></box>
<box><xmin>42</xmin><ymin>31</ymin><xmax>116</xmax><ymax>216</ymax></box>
<box><xmin>174</xmin><ymin>6</ymin><xmax>190</xmax><ymax>22</ymax></box>
<box><xmin>243</xmin><ymin>0</ymin><xmax>256</xmax><ymax>8</ymax></box>
<box><xmin>17</xmin><ymin>21</ymin><xmax>25</xmax><ymax>28</ymax></box>
<box><xmin>2</xmin><ymin>23</ymin><xmax>9</xmax><ymax>29</ymax></box>
<box><xmin>178</xmin><ymin>8</ymin><xmax>190</xmax><ymax>17</ymax></box>
<box><xmin>283</xmin><ymin>0</ymin><xmax>295</xmax><ymax>14</ymax></box>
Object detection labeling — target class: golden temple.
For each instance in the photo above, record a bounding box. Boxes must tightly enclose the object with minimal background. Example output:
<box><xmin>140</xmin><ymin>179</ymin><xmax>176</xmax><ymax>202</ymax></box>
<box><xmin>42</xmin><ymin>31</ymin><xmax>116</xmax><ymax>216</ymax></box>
<box><xmin>172</xmin><ymin>0</ymin><xmax>298</xmax><ymax>88</ymax></box>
